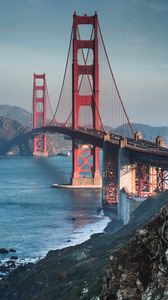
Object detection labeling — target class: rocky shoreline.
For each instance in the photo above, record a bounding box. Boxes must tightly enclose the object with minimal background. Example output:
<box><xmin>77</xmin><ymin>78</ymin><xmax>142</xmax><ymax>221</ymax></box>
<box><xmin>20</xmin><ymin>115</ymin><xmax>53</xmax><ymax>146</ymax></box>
<box><xmin>0</xmin><ymin>248</ymin><xmax>18</xmax><ymax>279</ymax></box>
<box><xmin>0</xmin><ymin>254</ymin><xmax>39</xmax><ymax>281</ymax></box>
<box><xmin>0</xmin><ymin>191</ymin><xmax>168</xmax><ymax>299</ymax></box>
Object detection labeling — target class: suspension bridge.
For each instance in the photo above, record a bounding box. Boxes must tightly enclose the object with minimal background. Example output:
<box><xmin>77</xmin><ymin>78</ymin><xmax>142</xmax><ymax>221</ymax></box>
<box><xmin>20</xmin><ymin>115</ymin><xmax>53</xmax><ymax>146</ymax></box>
<box><xmin>32</xmin><ymin>12</ymin><xmax>168</xmax><ymax>205</ymax></box>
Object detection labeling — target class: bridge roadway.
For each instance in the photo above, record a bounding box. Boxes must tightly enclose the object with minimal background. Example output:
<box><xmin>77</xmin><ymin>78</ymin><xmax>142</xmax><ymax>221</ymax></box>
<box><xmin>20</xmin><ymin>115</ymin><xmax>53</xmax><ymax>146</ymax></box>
<box><xmin>33</xmin><ymin>124</ymin><xmax>168</xmax><ymax>166</ymax></box>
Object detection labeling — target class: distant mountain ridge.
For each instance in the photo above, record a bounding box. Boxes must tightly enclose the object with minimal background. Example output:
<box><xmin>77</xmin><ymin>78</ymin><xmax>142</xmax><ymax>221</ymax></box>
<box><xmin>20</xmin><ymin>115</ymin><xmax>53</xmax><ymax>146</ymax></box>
<box><xmin>0</xmin><ymin>105</ymin><xmax>71</xmax><ymax>155</ymax></box>
<box><xmin>0</xmin><ymin>115</ymin><xmax>31</xmax><ymax>155</ymax></box>
<box><xmin>132</xmin><ymin>123</ymin><xmax>168</xmax><ymax>142</ymax></box>
<box><xmin>0</xmin><ymin>105</ymin><xmax>31</xmax><ymax>127</ymax></box>
<box><xmin>117</xmin><ymin>123</ymin><xmax>168</xmax><ymax>144</ymax></box>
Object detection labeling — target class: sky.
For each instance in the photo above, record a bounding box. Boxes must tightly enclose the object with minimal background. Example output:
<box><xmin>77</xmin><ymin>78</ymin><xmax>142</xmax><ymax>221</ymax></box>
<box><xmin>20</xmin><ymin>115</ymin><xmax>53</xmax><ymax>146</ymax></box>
<box><xmin>0</xmin><ymin>0</ymin><xmax>168</xmax><ymax>126</ymax></box>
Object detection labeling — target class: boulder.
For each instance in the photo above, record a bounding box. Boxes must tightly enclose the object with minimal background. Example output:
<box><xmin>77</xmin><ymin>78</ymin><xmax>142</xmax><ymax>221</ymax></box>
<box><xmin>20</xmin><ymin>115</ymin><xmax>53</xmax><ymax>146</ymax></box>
<box><xmin>10</xmin><ymin>256</ymin><xmax>18</xmax><ymax>260</ymax></box>
<box><xmin>0</xmin><ymin>248</ymin><xmax>8</xmax><ymax>254</ymax></box>
<box><xmin>9</xmin><ymin>249</ymin><xmax>16</xmax><ymax>253</ymax></box>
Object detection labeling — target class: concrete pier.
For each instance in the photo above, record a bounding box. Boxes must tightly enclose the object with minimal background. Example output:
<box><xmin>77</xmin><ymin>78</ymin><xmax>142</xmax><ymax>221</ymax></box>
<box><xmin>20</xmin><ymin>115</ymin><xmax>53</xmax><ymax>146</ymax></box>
<box><xmin>52</xmin><ymin>183</ymin><xmax>101</xmax><ymax>189</ymax></box>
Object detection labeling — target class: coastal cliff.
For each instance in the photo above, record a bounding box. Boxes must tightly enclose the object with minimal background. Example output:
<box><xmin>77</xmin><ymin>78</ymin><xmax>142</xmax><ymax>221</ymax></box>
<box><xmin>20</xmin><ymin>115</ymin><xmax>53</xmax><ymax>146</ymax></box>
<box><xmin>0</xmin><ymin>192</ymin><xmax>168</xmax><ymax>299</ymax></box>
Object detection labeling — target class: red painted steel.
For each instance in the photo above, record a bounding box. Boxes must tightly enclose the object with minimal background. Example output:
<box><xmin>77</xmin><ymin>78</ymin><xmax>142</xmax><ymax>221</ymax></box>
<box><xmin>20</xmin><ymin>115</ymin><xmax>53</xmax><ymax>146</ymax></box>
<box><xmin>33</xmin><ymin>73</ymin><xmax>48</xmax><ymax>156</ymax></box>
<box><xmin>71</xmin><ymin>12</ymin><xmax>101</xmax><ymax>184</ymax></box>
<box><xmin>135</xmin><ymin>164</ymin><xmax>168</xmax><ymax>197</ymax></box>
<box><xmin>156</xmin><ymin>168</ymin><xmax>167</xmax><ymax>192</ymax></box>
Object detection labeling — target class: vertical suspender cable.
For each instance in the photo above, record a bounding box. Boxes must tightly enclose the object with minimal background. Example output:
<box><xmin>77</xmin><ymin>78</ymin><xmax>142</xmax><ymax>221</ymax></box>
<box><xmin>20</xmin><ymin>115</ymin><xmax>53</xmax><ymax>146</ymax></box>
<box><xmin>98</xmin><ymin>21</ymin><xmax>134</xmax><ymax>137</ymax></box>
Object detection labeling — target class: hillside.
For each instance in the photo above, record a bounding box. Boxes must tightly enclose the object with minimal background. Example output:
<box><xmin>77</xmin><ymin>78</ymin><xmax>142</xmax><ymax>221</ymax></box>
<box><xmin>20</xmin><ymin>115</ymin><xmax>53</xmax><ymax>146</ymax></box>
<box><xmin>0</xmin><ymin>105</ymin><xmax>31</xmax><ymax>127</ymax></box>
<box><xmin>0</xmin><ymin>105</ymin><xmax>71</xmax><ymax>155</ymax></box>
<box><xmin>0</xmin><ymin>191</ymin><xmax>168</xmax><ymax>299</ymax></box>
<box><xmin>116</xmin><ymin>123</ymin><xmax>168</xmax><ymax>144</ymax></box>
<box><xmin>131</xmin><ymin>123</ymin><xmax>168</xmax><ymax>143</ymax></box>
<box><xmin>0</xmin><ymin>116</ymin><xmax>71</xmax><ymax>155</ymax></box>
<box><xmin>0</xmin><ymin>116</ymin><xmax>31</xmax><ymax>155</ymax></box>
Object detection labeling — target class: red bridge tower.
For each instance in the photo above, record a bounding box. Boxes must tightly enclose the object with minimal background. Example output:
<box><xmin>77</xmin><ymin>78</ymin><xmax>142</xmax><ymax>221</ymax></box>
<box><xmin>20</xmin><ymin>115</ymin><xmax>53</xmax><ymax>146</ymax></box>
<box><xmin>71</xmin><ymin>12</ymin><xmax>102</xmax><ymax>187</ymax></box>
<box><xmin>33</xmin><ymin>73</ymin><xmax>48</xmax><ymax>157</ymax></box>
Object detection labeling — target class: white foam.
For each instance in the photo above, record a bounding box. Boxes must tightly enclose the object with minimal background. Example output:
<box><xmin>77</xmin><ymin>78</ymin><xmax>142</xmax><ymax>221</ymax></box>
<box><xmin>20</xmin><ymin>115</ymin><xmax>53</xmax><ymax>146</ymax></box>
<box><xmin>0</xmin><ymin>257</ymin><xmax>38</xmax><ymax>266</ymax></box>
<box><xmin>0</xmin><ymin>256</ymin><xmax>42</xmax><ymax>279</ymax></box>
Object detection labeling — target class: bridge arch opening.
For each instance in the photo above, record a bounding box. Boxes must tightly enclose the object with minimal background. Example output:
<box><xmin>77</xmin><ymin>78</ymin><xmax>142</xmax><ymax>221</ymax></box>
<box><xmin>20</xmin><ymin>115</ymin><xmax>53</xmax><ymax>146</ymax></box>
<box><xmin>35</xmin><ymin>78</ymin><xmax>44</xmax><ymax>86</ymax></box>
<box><xmin>78</xmin><ymin>48</ymin><xmax>93</xmax><ymax>66</ymax></box>
<box><xmin>77</xmin><ymin>24</ymin><xmax>93</xmax><ymax>41</ymax></box>
<box><xmin>78</xmin><ymin>74</ymin><xmax>93</xmax><ymax>96</ymax></box>
<box><xmin>78</xmin><ymin>106</ymin><xmax>93</xmax><ymax>128</ymax></box>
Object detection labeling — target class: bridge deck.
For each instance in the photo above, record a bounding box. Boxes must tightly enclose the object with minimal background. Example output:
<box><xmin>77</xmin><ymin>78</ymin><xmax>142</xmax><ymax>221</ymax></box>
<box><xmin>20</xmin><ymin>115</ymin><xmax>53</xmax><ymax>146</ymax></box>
<box><xmin>31</xmin><ymin>125</ymin><xmax>168</xmax><ymax>165</ymax></box>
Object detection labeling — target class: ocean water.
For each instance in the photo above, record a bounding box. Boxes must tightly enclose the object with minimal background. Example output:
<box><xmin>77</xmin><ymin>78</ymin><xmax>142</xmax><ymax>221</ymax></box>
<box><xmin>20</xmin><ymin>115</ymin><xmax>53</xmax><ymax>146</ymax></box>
<box><xmin>0</xmin><ymin>156</ymin><xmax>109</xmax><ymax>262</ymax></box>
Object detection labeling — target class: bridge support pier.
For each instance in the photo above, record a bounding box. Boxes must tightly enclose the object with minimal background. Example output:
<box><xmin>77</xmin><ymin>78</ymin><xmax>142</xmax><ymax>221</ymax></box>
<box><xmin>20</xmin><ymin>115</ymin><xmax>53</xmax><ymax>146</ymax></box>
<box><xmin>118</xmin><ymin>146</ymin><xmax>136</xmax><ymax>195</ymax></box>
<box><xmin>156</xmin><ymin>167</ymin><xmax>167</xmax><ymax>192</ymax></box>
<box><xmin>134</xmin><ymin>165</ymin><xmax>167</xmax><ymax>197</ymax></box>
<box><xmin>103</xmin><ymin>136</ymin><xmax>119</xmax><ymax>205</ymax></box>
<box><xmin>72</xmin><ymin>177</ymin><xmax>102</xmax><ymax>187</ymax></box>
<box><xmin>119</xmin><ymin>166</ymin><xmax>136</xmax><ymax>194</ymax></box>
<box><xmin>135</xmin><ymin>164</ymin><xmax>150</xmax><ymax>196</ymax></box>
<box><xmin>102</xmin><ymin>136</ymin><xmax>136</xmax><ymax>205</ymax></box>
<box><xmin>102</xmin><ymin>135</ymin><xmax>168</xmax><ymax>206</ymax></box>
<box><xmin>71</xmin><ymin>144</ymin><xmax>102</xmax><ymax>187</ymax></box>
<box><xmin>149</xmin><ymin>166</ymin><xmax>157</xmax><ymax>194</ymax></box>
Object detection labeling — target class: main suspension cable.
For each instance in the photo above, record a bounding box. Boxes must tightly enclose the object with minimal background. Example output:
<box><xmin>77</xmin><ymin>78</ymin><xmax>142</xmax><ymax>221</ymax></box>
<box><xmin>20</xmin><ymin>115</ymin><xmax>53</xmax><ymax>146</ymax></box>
<box><xmin>50</xmin><ymin>27</ymin><xmax>73</xmax><ymax>125</ymax></box>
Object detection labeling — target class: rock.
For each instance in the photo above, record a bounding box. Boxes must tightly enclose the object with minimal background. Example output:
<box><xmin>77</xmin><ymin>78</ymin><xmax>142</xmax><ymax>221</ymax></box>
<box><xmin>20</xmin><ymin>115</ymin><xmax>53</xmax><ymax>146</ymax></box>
<box><xmin>66</xmin><ymin>240</ymin><xmax>71</xmax><ymax>243</ymax></box>
<box><xmin>71</xmin><ymin>217</ymin><xmax>76</xmax><ymax>221</ymax></box>
<box><xmin>101</xmin><ymin>202</ymin><xmax>168</xmax><ymax>300</ymax></box>
<box><xmin>68</xmin><ymin>286</ymin><xmax>81</xmax><ymax>300</ymax></box>
<box><xmin>165</xmin><ymin>249</ymin><xmax>168</xmax><ymax>265</ymax></box>
<box><xmin>136</xmin><ymin>278</ymin><xmax>144</xmax><ymax>292</ymax></box>
<box><xmin>137</xmin><ymin>228</ymin><xmax>148</xmax><ymax>236</ymax></box>
<box><xmin>81</xmin><ymin>287</ymin><xmax>89</xmax><ymax>295</ymax></box>
<box><xmin>0</xmin><ymin>248</ymin><xmax>8</xmax><ymax>254</ymax></box>
<box><xmin>97</xmin><ymin>207</ymin><xmax>102</xmax><ymax>213</ymax></box>
<box><xmin>0</xmin><ymin>266</ymin><xmax>8</xmax><ymax>273</ymax></box>
<box><xmin>73</xmin><ymin>250</ymin><xmax>88</xmax><ymax>260</ymax></box>
<box><xmin>6</xmin><ymin>261</ymin><xmax>16</xmax><ymax>267</ymax></box>
<box><xmin>10</xmin><ymin>256</ymin><xmax>18</xmax><ymax>260</ymax></box>
<box><xmin>9</xmin><ymin>249</ymin><xmax>16</xmax><ymax>253</ymax></box>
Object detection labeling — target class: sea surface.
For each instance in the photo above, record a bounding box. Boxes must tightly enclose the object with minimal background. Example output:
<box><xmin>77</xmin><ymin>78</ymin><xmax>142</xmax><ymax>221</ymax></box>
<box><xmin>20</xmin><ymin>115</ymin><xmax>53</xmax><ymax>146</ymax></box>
<box><xmin>0</xmin><ymin>156</ymin><xmax>109</xmax><ymax>263</ymax></box>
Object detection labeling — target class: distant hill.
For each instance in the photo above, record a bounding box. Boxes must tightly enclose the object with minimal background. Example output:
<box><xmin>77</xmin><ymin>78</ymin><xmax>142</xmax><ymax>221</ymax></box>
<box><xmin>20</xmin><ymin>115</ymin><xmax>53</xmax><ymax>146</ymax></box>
<box><xmin>116</xmin><ymin>123</ymin><xmax>168</xmax><ymax>144</ymax></box>
<box><xmin>0</xmin><ymin>115</ymin><xmax>71</xmax><ymax>156</ymax></box>
<box><xmin>0</xmin><ymin>116</ymin><xmax>31</xmax><ymax>155</ymax></box>
<box><xmin>131</xmin><ymin>123</ymin><xmax>168</xmax><ymax>143</ymax></box>
<box><xmin>0</xmin><ymin>105</ymin><xmax>32</xmax><ymax>127</ymax></box>
<box><xmin>0</xmin><ymin>106</ymin><xmax>71</xmax><ymax>156</ymax></box>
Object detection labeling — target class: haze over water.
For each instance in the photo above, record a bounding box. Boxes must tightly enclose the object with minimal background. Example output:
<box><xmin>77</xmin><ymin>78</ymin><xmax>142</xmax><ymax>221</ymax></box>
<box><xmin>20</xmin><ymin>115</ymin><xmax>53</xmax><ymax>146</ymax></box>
<box><xmin>0</xmin><ymin>156</ymin><xmax>109</xmax><ymax>261</ymax></box>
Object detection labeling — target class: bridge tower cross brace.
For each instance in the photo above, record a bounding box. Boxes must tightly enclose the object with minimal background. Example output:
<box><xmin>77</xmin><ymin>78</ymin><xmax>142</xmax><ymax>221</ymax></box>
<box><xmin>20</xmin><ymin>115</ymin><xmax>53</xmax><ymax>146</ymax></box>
<box><xmin>33</xmin><ymin>73</ymin><xmax>48</xmax><ymax>157</ymax></box>
<box><xmin>71</xmin><ymin>12</ymin><xmax>102</xmax><ymax>187</ymax></box>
